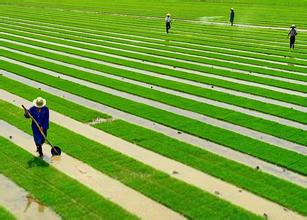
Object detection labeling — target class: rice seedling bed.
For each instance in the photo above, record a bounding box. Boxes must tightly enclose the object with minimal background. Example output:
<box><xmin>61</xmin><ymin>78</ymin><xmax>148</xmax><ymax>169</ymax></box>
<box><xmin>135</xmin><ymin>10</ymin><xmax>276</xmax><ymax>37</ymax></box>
<box><xmin>1</xmin><ymin>61</ymin><xmax>306</xmax><ymax>175</ymax></box>
<box><xmin>2</xmin><ymin>48</ymin><xmax>307</xmax><ymax>147</ymax></box>
<box><xmin>3</xmin><ymin>10</ymin><xmax>307</xmax><ymax>62</ymax></box>
<box><xmin>1</xmin><ymin>76</ymin><xmax>307</xmax><ymax>216</ymax></box>
<box><xmin>3</xmin><ymin>21</ymin><xmax>307</xmax><ymax>84</ymax></box>
<box><xmin>0</xmin><ymin>206</ymin><xmax>15</xmax><ymax>220</ymax></box>
<box><xmin>2</xmin><ymin>38</ymin><xmax>307</xmax><ymax>122</ymax></box>
<box><xmin>2</xmin><ymin>25</ymin><xmax>307</xmax><ymax>84</ymax></box>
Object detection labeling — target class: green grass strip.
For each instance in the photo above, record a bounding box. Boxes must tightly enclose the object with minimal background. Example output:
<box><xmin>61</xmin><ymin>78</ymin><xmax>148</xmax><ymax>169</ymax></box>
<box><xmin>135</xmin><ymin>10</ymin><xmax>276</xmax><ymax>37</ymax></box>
<box><xmin>0</xmin><ymin>100</ymin><xmax>261</xmax><ymax>220</ymax></box>
<box><xmin>4</xmin><ymin>18</ymin><xmax>307</xmax><ymax>72</ymax></box>
<box><xmin>0</xmin><ymin>206</ymin><xmax>15</xmax><ymax>220</ymax></box>
<box><xmin>9</xmin><ymin>21</ymin><xmax>307</xmax><ymax>77</ymax></box>
<box><xmin>1</xmin><ymin>62</ymin><xmax>307</xmax><ymax>175</ymax></box>
<box><xmin>3</xmin><ymin>9</ymin><xmax>307</xmax><ymax>61</ymax></box>
<box><xmin>1</xmin><ymin>76</ymin><xmax>307</xmax><ymax>216</ymax></box>
<box><xmin>0</xmin><ymin>61</ymin><xmax>109</xmax><ymax>123</ymax></box>
<box><xmin>0</xmin><ymin>137</ymin><xmax>138</xmax><ymax>219</ymax></box>
<box><xmin>95</xmin><ymin>119</ymin><xmax>307</xmax><ymax>215</ymax></box>
<box><xmin>2</xmin><ymin>48</ymin><xmax>306</xmax><ymax>146</ymax></box>
<box><xmin>2</xmin><ymin>36</ymin><xmax>307</xmax><ymax>123</ymax></box>
<box><xmin>4</xmin><ymin>14</ymin><xmax>305</xmax><ymax>68</ymax></box>
<box><xmin>2</xmin><ymin>26</ymin><xmax>307</xmax><ymax>83</ymax></box>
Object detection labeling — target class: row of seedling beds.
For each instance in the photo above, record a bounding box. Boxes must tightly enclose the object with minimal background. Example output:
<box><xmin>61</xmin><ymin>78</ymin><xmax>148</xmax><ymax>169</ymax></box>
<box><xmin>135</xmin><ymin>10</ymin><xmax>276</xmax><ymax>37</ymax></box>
<box><xmin>1</xmin><ymin>48</ymin><xmax>307</xmax><ymax>146</ymax></box>
<box><xmin>2</xmin><ymin>18</ymin><xmax>307</xmax><ymax>83</ymax></box>
<box><xmin>2</xmin><ymin>8</ymin><xmax>307</xmax><ymax>60</ymax></box>
<box><xmin>1</xmin><ymin>77</ymin><xmax>307</xmax><ymax>217</ymax></box>
<box><xmin>1</xmin><ymin>60</ymin><xmax>306</xmax><ymax>175</ymax></box>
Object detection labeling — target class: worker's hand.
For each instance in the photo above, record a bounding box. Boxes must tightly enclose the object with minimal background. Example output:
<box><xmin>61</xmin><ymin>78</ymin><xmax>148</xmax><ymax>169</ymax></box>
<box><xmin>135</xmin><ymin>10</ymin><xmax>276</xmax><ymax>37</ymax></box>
<box><xmin>40</xmin><ymin>127</ymin><xmax>44</xmax><ymax>132</ymax></box>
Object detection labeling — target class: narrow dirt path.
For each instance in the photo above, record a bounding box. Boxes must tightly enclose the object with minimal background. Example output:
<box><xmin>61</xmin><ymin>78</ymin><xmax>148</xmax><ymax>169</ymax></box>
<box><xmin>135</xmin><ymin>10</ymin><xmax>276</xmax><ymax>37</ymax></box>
<box><xmin>0</xmin><ymin>174</ymin><xmax>61</xmax><ymax>220</ymax></box>
<box><xmin>0</xmin><ymin>120</ymin><xmax>185</xmax><ymax>220</ymax></box>
<box><xmin>1</xmin><ymin>79</ymin><xmax>305</xmax><ymax>187</ymax></box>
<box><xmin>2</xmin><ymin>61</ymin><xmax>306</xmax><ymax>156</ymax></box>
<box><xmin>1</xmin><ymin>91</ymin><xmax>306</xmax><ymax>220</ymax></box>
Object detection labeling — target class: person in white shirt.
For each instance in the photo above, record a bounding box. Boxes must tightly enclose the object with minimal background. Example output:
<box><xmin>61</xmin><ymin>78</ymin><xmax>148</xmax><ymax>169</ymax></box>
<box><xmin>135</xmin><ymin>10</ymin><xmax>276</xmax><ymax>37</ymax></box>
<box><xmin>165</xmin><ymin>13</ymin><xmax>171</xmax><ymax>33</ymax></box>
<box><xmin>288</xmin><ymin>24</ymin><xmax>297</xmax><ymax>50</ymax></box>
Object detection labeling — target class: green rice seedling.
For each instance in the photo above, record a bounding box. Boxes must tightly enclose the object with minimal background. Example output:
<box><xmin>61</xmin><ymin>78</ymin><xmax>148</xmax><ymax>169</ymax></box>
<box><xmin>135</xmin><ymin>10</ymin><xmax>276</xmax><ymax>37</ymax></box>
<box><xmin>0</xmin><ymin>206</ymin><xmax>15</xmax><ymax>220</ymax></box>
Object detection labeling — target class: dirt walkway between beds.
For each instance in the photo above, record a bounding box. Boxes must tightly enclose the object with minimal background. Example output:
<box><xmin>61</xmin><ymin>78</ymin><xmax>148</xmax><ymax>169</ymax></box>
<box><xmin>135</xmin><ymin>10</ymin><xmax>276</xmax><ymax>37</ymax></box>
<box><xmin>0</xmin><ymin>120</ymin><xmax>185</xmax><ymax>220</ymax></box>
<box><xmin>0</xmin><ymin>174</ymin><xmax>61</xmax><ymax>220</ymax></box>
<box><xmin>1</xmin><ymin>90</ymin><xmax>306</xmax><ymax>220</ymax></box>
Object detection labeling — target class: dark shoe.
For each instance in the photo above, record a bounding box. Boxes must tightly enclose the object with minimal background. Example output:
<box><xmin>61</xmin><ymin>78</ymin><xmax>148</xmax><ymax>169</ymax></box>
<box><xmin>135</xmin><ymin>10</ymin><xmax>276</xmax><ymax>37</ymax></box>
<box><xmin>36</xmin><ymin>146</ymin><xmax>43</xmax><ymax>157</ymax></box>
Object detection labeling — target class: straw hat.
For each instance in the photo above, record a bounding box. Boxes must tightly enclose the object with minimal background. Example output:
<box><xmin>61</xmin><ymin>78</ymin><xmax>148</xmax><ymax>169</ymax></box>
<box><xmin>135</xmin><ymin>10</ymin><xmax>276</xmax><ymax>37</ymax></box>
<box><xmin>230</xmin><ymin>8</ymin><xmax>234</xmax><ymax>10</ymax></box>
<box><xmin>166</xmin><ymin>13</ymin><xmax>171</xmax><ymax>16</ymax></box>
<box><xmin>33</xmin><ymin>97</ymin><xmax>46</xmax><ymax>108</ymax></box>
<box><xmin>291</xmin><ymin>24</ymin><xmax>296</xmax><ymax>28</ymax></box>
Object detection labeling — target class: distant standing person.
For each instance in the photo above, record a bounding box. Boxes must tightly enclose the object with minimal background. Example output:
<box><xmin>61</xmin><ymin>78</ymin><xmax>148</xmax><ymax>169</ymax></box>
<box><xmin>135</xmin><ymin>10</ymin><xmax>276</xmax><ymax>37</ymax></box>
<box><xmin>288</xmin><ymin>24</ymin><xmax>297</xmax><ymax>50</ymax></box>
<box><xmin>230</xmin><ymin>8</ymin><xmax>235</xmax><ymax>26</ymax></box>
<box><xmin>24</xmin><ymin>97</ymin><xmax>49</xmax><ymax>157</ymax></box>
<box><xmin>165</xmin><ymin>13</ymin><xmax>171</xmax><ymax>33</ymax></box>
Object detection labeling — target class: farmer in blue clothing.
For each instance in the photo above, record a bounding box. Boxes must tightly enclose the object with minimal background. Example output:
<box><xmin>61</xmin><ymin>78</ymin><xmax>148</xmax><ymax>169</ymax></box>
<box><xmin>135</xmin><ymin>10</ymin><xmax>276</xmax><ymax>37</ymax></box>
<box><xmin>24</xmin><ymin>97</ymin><xmax>49</xmax><ymax>157</ymax></box>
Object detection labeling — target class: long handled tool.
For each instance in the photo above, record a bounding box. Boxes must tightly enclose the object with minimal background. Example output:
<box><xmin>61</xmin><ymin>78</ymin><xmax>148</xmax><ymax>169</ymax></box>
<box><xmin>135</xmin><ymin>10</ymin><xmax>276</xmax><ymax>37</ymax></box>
<box><xmin>22</xmin><ymin>105</ymin><xmax>61</xmax><ymax>156</ymax></box>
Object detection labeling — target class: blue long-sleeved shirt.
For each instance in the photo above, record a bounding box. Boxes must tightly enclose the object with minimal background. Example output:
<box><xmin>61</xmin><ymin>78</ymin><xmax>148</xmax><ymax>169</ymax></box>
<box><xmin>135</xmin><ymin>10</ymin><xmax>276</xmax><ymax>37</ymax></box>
<box><xmin>25</xmin><ymin>106</ymin><xmax>49</xmax><ymax>145</ymax></box>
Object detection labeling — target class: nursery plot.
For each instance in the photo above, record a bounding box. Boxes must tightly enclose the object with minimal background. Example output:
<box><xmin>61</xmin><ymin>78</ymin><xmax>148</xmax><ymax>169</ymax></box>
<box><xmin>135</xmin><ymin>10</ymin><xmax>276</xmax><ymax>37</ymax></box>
<box><xmin>1</xmin><ymin>93</ymin><xmax>307</xmax><ymax>219</ymax></box>
<box><xmin>1</xmin><ymin>0</ymin><xmax>307</xmax><ymax>219</ymax></box>
<box><xmin>1</xmin><ymin>75</ymin><xmax>306</xmax><ymax>188</ymax></box>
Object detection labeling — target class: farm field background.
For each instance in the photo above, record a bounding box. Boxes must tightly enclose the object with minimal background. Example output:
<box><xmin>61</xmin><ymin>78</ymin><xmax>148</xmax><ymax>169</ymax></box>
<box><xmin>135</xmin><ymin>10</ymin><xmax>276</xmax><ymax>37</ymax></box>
<box><xmin>0</xmin><ymin>0</ymin><xmax>306</xmax><ymax>219</ymax></box>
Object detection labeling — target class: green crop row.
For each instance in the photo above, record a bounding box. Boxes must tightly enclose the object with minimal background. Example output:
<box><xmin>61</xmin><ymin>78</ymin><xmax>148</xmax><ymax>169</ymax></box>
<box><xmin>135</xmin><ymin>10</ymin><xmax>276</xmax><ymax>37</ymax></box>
<box><xmin>2</xmin><ymin>0</ymin><xmax>307</xmax><ymax>28</ymax></box>
<box><xmin>2</xmin><ymin>9</ymin><xmax>307</xmax><ymax>60</ymax></box>
<box><xmin>2</xmin><ymin>38</ymin><xmax>307</xmax><ymax>124</ymax></box>
<box><xmin>0</xmin><ymin>100</ymin><xmax>261</xmax><ymax>220</ymax></box>
<box><xmin>3</xmin><ymin>10</ymin><xmax>306</xmax><ymax>63</ymax></box>
<box><xmin>0</xmin><ymin>206</ymin><xmax>15</xmax><ymax>220</ymax></box>
<box><xmin>0</xmin><ymin>136</ymin><xmax>137</xmax><ymax>219</ymax></box>
<box><xmin>2</xmin><ymin>48</ymin><xmax>306</xmax><ymax>146</ymax></box>
<box><xmin>3</xmin><ymin>15</ymin><xmax>307</xmax><ymax>68</ymax></box>
<box><xmin>2</xmin><ymin>21</ymin><xmax>307</xmax><ymax>86</ymax></box>
<box><xmin>2</xmin><ymin>61</ymin><xmax>307</xmax><ymax>175</ymax></box>
<box><xmin>2</xmin><ymin>6</ymin><xmax>307</xmax><ymax>50</ymax></box>
<box><xmin>1</xmin><ymin>76</ymin><xmax>307</xmax><ymax>216</ymax></box>
<box><xmin>2</xmin><ymin>25</ymin><xmax>307</xmax><ymax>83</ymax></box>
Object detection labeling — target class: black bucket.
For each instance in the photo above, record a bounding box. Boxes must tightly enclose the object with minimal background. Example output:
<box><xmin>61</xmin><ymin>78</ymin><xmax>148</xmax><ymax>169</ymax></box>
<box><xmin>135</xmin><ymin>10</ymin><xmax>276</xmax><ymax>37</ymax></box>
<box><xmin>51</xmin><ymin>146</ymin><xmax>62</xmax><ymax>156</ymax></box>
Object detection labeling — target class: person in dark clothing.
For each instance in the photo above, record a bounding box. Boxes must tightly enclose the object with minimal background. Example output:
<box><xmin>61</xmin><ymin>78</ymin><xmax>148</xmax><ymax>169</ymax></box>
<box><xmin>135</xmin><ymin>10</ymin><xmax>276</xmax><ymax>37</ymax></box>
<box><xmin>24</xmin><ymin>97</ymin><xmax>49</xmax><ymax>157</ymax></box>
<box><xmin>288</xmin><ymin>24</ymin><xmax>297</xmax><ymax>50</ymax></box>
<box><xmin>165</xmin><ymin>13</ymin><xmax>171</xmax><ymax>33</ymax></box>
<box><xmin>230</xmin><ymin>8</ymin><xmax>235</xmax><ymax>26</ymax></box>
